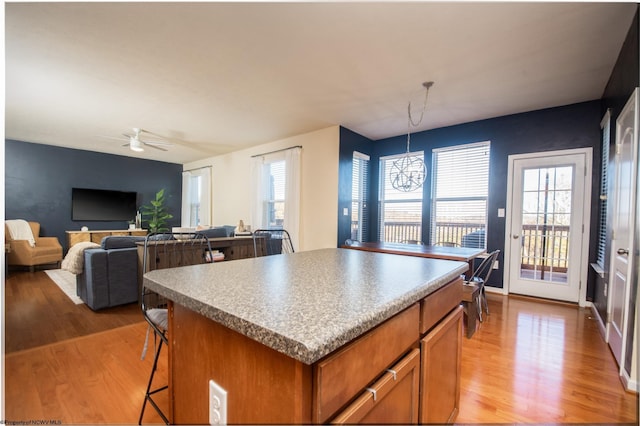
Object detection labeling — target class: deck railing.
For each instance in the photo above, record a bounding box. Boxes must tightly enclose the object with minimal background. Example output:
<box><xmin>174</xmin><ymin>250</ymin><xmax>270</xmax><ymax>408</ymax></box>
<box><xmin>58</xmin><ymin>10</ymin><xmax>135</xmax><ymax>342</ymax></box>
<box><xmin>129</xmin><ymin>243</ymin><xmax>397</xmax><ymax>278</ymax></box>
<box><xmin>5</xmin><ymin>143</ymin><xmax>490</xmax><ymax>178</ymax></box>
<box><xmin>354</xmin><ymin>221</ymin><xmax>570</xmax><ymax>271</ymax></box>
<box><xmin>432</xmin><ymin>222</ymin><xmax>484</xmax><ymax>246</ymax></box>
<box><xmin>520</xmin><ymin>224</ymin><xmax>569</xmax><ymax>272</ymax></box>
<box><xmin>381</xmin><ymin>222</ymin><xmax>422</xmax><ymax>243</ymax></box>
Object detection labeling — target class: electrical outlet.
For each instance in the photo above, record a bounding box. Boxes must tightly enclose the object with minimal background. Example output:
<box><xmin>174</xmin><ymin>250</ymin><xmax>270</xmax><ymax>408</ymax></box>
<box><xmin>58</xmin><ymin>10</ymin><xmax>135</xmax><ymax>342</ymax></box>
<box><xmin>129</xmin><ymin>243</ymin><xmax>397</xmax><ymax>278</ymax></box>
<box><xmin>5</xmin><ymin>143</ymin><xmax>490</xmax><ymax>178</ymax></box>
<box><xmin>209</xmin><ymin>379</ymin><xmax>227</xmax><ymax>425</ymax></box>
<box><xmin>493</xmin><ymin>260</ymin><xmax>499</xmax><ymax>269</ymax></box>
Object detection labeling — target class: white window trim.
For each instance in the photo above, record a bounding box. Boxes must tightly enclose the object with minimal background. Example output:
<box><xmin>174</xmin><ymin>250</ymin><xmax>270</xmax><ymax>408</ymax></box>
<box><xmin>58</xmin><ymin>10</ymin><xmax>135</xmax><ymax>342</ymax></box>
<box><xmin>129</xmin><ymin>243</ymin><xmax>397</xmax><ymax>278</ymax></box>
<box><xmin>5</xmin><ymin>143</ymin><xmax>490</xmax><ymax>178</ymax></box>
<box><xmin>431</xmin><ymin>141</ymin><xmax>490</xmax><ymax>247</ymax></box>
<box><xmin>251</xmin><ymin>147</ymin><xmax>301</xmax><ymax>250</ymax></box>
<box><xmin>378</xmin><ymin>151</ymin><xmax>425</xmax><ymax>242</ymax></box>
<box><xmin>181</xmin><ymin>166</ymin><xmax>211</xmax><ymax>227</ymax></box>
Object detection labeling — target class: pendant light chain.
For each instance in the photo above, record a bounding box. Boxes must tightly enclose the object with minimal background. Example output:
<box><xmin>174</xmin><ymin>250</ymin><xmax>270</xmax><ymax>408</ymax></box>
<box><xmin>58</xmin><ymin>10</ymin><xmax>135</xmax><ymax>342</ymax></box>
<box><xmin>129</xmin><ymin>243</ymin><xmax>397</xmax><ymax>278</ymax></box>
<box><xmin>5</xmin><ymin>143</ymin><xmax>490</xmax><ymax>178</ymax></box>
<box><xmin>390</xmin><ymin>81</ymin><xmax>434</xmax><ymax>192</ymax></box>
<box><xmin>406</xmin><ymin>81</ymin><xmax>433</xmax><ymax>153</ymax></box>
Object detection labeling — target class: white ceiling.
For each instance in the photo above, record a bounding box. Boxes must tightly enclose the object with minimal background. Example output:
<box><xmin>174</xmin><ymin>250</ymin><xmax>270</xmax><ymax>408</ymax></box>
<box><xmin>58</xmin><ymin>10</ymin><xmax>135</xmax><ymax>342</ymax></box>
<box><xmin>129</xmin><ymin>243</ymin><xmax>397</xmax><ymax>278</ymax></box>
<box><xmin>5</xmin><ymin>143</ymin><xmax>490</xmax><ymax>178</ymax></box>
<box><xmin>5</xmin><ymin>2</ymin><xmax>637</xmax><ymax>164</ymax></box>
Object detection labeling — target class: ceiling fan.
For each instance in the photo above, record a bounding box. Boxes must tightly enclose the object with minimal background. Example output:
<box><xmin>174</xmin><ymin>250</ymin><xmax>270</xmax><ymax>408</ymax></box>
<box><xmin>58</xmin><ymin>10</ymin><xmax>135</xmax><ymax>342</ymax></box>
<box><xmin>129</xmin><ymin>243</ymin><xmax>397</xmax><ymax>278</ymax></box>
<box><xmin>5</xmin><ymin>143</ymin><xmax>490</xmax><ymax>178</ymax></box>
<box><xmin>108</xmin><ymin>128</ymin><xmax>173</xmax><ymax>152</ymax></box>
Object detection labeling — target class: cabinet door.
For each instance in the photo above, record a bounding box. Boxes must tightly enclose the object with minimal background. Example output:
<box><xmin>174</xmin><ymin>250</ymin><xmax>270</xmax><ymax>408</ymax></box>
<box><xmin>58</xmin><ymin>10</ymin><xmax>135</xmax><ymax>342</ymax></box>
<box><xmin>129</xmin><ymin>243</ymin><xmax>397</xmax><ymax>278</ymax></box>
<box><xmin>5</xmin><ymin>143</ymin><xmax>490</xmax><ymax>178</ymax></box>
<box><xmin>420</xmin><ymin>306</ymin><xmax>463</xmax><ymax>424</ymax></box>
<box><xmin>331</xmin><ymin>348</ymin><xmax>420</xmax><ymax>424</ymax></box>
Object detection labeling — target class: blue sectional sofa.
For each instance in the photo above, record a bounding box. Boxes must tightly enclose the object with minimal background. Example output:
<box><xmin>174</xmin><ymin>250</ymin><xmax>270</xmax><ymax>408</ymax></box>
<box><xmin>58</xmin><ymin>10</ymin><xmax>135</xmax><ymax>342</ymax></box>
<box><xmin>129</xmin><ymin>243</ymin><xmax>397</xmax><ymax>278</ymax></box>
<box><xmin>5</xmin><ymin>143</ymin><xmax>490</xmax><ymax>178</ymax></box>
<box><xmin>76</xmin><ymin>236</ymin><xmax>145</xmax><ymax>310</ymax></box>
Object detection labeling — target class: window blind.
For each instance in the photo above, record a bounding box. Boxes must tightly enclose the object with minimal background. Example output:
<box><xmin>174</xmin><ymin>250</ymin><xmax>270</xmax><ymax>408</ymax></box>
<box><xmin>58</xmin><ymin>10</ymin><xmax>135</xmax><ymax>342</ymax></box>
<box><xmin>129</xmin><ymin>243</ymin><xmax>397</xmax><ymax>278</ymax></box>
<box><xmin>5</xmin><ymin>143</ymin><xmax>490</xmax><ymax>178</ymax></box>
<box><xmin>431</xmin><ymin>142</ymin><xmax>490</xmax><ymax>247</ymax></box>
<box><xmin>597</xmin><ymin>111</ymin><xmax>610</xmax><ymax>268</ymax></box>
<box><xmin>379</xmin><ymin>152</ymin><xmax>424</xmax><ymax>243</ymax></box>
<box><xmin>351</xmin><ymin>152</ymin><xmax>370</xmax><ymax>241</ymax></box>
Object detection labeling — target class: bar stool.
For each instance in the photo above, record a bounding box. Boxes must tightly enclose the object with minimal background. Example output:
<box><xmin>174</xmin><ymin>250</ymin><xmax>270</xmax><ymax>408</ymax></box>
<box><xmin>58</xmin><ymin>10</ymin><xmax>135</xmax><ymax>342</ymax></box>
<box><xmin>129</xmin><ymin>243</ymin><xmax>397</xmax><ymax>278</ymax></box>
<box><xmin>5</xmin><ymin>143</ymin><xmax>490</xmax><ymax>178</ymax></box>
<box><xmin>139</xmin><ymin>232</ymin><xmax>213</xmax><ymax>425</ymax></box>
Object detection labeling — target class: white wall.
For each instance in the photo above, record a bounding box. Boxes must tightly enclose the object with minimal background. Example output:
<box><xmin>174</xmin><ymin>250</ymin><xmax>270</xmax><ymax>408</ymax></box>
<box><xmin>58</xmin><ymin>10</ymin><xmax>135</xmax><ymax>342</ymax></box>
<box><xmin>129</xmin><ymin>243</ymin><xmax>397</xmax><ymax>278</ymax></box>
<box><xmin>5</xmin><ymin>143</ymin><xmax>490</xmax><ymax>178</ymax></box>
<box><xmin>183</xmin><ymin>126</ymin><xmax>340</xmax><ymax>251</ymax></box>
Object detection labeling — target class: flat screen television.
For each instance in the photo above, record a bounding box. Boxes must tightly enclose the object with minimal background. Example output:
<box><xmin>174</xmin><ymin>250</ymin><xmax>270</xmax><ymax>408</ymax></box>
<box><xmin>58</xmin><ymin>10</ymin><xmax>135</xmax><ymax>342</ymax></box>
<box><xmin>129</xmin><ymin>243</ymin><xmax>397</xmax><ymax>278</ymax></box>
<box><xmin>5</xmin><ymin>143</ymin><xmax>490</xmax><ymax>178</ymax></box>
<box><xmin>72</xmin><ymin>188</ymin><xmax>137</xmax><ymax>221</ymax></box>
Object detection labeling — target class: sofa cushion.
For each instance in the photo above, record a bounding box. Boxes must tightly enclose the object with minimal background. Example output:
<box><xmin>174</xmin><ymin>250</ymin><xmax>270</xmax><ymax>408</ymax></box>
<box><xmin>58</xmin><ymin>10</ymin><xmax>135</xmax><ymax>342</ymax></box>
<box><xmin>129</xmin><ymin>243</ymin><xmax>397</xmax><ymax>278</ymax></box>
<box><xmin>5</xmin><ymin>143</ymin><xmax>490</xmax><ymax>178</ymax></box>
<box><xmin>101</xmin><ymin>236</ymin><xmax>146</xmax><ymax>250</ymax></box>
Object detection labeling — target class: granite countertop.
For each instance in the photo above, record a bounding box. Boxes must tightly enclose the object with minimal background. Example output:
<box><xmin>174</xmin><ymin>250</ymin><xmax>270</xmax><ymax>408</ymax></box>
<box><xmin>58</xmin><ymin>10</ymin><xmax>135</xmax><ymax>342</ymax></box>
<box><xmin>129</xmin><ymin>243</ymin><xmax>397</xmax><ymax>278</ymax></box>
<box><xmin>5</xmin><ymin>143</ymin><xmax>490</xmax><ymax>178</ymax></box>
<box><xmin>144</xmin><ymin>247</ymin><xmax>467</xmax><ymax>364</ymax></box>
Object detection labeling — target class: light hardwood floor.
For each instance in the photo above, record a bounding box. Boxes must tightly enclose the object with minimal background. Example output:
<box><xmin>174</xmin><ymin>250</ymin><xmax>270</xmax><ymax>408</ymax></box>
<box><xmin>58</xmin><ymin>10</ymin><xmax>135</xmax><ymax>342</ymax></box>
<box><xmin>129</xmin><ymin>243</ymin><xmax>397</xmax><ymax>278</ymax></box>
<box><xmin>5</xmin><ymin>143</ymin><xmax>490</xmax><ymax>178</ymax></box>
<box><xmin>457</xmin><ymin>293</ymin><xmax>638</xmax><ymax>424</ymax></box>
<box><xmin>3</xmin><ymin>271</ymin><xmax>638</xmax><ymax>423</ymax></box>
<box><xmin>4</xmin><ymin>269</ymin><xmax>142</xmax><ymax>353</ymax></box>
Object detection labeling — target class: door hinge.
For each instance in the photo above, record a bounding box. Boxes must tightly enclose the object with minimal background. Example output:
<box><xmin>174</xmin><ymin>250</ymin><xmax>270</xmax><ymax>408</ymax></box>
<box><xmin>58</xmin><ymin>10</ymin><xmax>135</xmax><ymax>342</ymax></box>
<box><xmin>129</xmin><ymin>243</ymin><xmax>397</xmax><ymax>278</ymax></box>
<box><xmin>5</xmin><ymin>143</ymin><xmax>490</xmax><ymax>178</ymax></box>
<box><xmin>616</xmin><ymin>143</ymin><xmax>622</xmax><ymax>155</ymax></box>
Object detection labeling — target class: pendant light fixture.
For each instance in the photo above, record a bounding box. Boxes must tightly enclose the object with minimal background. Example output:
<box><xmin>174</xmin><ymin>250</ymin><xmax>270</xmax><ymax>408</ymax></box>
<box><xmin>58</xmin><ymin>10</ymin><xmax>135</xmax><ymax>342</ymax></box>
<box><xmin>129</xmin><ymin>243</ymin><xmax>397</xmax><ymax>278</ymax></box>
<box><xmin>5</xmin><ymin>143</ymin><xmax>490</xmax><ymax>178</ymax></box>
<box><xmin>390</xmin><ymin>81</ymin><xmax>434</xmax><ymax>192</ymax></box>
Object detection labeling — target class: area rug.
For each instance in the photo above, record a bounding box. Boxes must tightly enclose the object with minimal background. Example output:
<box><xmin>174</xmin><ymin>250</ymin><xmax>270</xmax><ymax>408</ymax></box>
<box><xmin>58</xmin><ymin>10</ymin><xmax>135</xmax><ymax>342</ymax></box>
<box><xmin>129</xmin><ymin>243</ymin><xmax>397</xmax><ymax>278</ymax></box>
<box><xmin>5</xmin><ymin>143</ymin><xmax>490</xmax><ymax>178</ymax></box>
<box><xmin>45</xmin><ymin>269</ymin><xmax>83</xmax><ymax>305</ymax></box>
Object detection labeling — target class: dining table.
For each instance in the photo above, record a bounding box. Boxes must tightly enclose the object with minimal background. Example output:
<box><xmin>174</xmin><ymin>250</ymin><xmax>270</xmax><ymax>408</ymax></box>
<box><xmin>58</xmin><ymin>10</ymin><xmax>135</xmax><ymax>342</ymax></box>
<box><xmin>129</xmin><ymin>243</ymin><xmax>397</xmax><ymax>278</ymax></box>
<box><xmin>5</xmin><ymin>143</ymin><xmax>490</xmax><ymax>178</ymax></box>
<box><xmin>342</xmin><ymin>241</ymin><xmax>486</xmax><ymax>276</ymax></box>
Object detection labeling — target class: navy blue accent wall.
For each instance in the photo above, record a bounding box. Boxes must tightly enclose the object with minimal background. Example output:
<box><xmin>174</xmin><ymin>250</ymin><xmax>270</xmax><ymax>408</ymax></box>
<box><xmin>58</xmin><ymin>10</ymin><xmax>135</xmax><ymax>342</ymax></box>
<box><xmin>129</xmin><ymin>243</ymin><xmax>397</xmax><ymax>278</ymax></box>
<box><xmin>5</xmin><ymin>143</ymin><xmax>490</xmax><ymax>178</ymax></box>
<box><xmin>5</xmin><ymin>140</ymin><xmax>183</xmax><ymax>252</ymax></box>
<box><xmin>338</xmin><ymin>100</ymin><xmax>602</xmax><ymax>293</ymax></box>
<box><xmin>599</xmin><ymin>6</ymin><xmax>639</xmax><ymax>376</ymax></box>
<box><xmin>337</xmin><ymin>127</ymin><xmax>374</xmax><ymax>246</ymax></box>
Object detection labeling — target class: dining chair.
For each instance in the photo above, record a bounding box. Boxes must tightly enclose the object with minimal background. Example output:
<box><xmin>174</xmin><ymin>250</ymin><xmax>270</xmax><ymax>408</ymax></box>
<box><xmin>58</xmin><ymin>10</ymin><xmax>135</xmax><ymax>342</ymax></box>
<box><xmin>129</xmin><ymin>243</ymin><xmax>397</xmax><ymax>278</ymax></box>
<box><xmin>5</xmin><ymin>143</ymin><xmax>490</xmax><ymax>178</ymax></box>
<box><xmin>252</xmin><ymin>229</ymin><xmax>294</xmax><ymax>256</ymax></box>
<box><xmin>139</xmin><ymin>231</ymin><xmax>213</xmax><ymax>425</ymax></box>
<box><xmin>464</xmin><ymin>249</ymin><xmax>500</xmax><ymax>322</ymax></box>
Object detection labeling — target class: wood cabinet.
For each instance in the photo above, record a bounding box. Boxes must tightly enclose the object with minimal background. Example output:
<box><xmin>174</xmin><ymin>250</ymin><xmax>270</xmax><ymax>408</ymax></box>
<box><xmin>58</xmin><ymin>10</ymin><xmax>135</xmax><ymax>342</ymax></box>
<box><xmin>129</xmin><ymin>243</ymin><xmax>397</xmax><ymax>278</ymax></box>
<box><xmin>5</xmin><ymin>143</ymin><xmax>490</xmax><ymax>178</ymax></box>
<box><xmin>66</xmin><ymin>229</ymin><xmax>146</xmax><ymax>248</ymax></box>
<box><xmin>420</xmin><ymin>306</ymin><xmax>463</xmax><ymax>424</ymax></box>
<box><xmin>314</xmin><ymin>304</ymin><xmax>420</xmax><ymax>423</ymax></box>
<box><xmin>418</xmin><ymin>277</ymin><xmax>463</xmax><ymax>424</ymax></box>
<box><xmin>167</xmin><ymin>277</ymin><xmax>462</xmax><ymax>424</ymax></box>
<box><xmin>331</xmin><ymin>348</ymin><xmax>420</xmax><ymax>424</ymax></box>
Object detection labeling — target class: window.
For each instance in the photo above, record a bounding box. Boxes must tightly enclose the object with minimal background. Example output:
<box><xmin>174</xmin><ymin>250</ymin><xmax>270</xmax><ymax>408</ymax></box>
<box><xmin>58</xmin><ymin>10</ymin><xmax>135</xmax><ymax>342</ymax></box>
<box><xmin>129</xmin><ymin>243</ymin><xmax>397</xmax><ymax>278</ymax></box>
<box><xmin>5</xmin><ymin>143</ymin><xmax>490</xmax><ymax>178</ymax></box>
<box><xmin>431</xmin><ymin>142</ymin><xmax>490</xmax><ymax>248</ymax></box>
<box><xmin>181</xmin><ymin>167</ymin><xmax>211</xmax><ymax>227</ymax></box>
<box><xmin>597</xmin><ymin>111</ymin><xmax>611</xmax><ymax>268</ymax></box>
<box><xmin>351</xmin><ymin>152</ymin><xmax>370</xmax><ymax>241</ymax></box>
<box><xmin>251</xmin><ymin>147</ymin><xmax>301</xmax><ymax>249</ymax></box>
<box><xmin>264</xmin><ymin>160</ymin><xmax>286</xmax><ymax>228</ymax></box>
<box><xmin>378</xmin><ymin>152</ymin><xmax>424</xmax><ymax>243</ymax></box>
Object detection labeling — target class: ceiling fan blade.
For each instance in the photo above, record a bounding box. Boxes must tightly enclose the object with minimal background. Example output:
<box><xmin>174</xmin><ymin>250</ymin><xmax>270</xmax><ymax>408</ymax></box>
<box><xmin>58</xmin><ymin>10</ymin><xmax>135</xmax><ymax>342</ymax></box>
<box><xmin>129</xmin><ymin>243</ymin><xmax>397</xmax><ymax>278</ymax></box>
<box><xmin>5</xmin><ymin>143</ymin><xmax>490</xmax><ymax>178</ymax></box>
<box><xmin>139</xmin><ymin>128</ymin><xmax>168</xmax><ymax>139</ymax></box>
<box><xmin>143</xmin><ymin>140</ymin><xmax>172</xmax><ymax>146</ymax></box>
<box><xmin>143</xmin><ymin>142</ymin><xmax>168</xmax><ymax>152</ymax></box>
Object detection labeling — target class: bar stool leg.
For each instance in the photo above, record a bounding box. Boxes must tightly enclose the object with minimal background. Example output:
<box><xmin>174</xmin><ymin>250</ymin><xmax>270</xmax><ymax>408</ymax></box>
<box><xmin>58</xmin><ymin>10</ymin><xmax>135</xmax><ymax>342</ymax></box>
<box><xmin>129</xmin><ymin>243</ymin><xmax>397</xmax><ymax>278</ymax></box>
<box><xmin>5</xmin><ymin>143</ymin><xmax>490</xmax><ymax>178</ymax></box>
<box><xmin>139</xmin><ymin>337</ymin><xmax>169</xmax><ymax>425</ymax></box>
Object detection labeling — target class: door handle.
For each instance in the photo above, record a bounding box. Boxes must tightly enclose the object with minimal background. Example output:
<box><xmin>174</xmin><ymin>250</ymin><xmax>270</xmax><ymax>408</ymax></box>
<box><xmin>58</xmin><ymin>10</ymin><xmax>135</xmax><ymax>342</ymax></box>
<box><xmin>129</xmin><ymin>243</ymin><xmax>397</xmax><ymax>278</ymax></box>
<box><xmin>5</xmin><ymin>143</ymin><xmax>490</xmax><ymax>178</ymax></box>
<box><xmin>513</xmin><ymin>235</ymin><xmax>519</xmax><ymax>239</ymax></box>
<box><xmin>617</xmin><ymin>248</ymin><xmax>629</xmax><ymax>255</ymax></box>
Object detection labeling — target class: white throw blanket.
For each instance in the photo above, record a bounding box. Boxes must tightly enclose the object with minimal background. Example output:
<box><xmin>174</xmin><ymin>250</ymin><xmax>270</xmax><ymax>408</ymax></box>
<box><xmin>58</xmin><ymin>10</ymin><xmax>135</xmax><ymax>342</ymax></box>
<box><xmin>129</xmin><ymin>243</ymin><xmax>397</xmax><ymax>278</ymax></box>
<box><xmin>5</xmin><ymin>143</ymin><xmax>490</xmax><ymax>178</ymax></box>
<box><xmin>5</xmin><ymin>219</ymin><xmax>36</xmax><ymax>247</ymax></box>
<box><xmin>61</xmin><ymin>241</ymin><xmax>100</xmax><ymax>274</ymax></box>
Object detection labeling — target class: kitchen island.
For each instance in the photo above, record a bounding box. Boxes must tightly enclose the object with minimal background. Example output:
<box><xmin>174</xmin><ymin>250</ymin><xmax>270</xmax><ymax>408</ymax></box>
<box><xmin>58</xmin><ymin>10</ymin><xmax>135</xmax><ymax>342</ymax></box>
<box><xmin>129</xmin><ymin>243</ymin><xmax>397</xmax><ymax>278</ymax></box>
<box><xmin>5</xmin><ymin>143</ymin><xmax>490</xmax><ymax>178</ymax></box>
<box><xmin>144</xmin><ymin>248</ymin><xmax>467</xmax><ymax>424</ymax></box>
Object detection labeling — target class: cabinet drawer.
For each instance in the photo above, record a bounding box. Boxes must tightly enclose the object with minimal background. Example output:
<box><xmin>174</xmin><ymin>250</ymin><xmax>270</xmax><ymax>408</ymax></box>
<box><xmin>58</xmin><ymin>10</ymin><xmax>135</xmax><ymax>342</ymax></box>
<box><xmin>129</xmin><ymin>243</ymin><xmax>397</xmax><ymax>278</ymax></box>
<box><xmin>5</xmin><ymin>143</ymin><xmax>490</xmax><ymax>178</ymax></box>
<box><xmin>420</xmin><ymin>277</ymin><xmax>462</xmax><ymax>334</ymax></box>
<box><xmin>314</xmin><ymin>303</ymin><xmax>420</xmax><ymax>423</ymax></box>
<box><xmin>331</xmin><ymin>348</ymin><xmax>420</xmax><ymax>424</ymax></box>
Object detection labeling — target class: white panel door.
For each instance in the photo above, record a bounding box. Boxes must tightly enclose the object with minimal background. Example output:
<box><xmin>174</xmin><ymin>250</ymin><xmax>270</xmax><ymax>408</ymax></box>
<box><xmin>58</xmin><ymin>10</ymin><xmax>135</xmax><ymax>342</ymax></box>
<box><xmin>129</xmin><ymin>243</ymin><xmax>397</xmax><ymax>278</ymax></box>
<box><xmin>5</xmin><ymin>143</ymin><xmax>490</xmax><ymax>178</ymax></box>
<box><xmin>608</xmin><ymin>88</ymin><xmax>638</xmax><ymax>367</ymax></box>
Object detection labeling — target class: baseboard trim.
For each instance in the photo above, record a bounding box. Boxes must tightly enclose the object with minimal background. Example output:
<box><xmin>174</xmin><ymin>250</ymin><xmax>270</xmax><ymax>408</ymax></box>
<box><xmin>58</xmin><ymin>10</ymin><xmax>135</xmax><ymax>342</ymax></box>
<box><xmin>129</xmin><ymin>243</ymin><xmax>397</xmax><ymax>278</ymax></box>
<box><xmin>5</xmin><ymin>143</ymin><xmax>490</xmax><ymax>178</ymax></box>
<box><xmin>590</xmin><ymin>304</ymin><xmax>608</xmax><ymax>341</ymax></box>
<box><xmin>485</xmin><ymin>286</ymin><xmax>508</xmax><ymax>295</ymax></box>
<box><xmin>620</xmin><ymin>369</ymin><xmax>639</xmax><ymax>394</ymax></box>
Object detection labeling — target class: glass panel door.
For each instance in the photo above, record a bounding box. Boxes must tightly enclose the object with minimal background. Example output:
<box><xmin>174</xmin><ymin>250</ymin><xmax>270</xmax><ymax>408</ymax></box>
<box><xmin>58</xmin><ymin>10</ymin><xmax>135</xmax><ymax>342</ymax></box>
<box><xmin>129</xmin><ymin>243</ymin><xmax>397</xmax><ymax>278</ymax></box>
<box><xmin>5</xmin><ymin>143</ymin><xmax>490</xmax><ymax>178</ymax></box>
<box><xmin>520</xmin><ymin>166</ymin><xmax>573</xmax><ymax>283</ymax></box>
<box><xmin>508</xmin><ymin>152</ymin><xmax>588</xmax><ymax>303</ymax></box>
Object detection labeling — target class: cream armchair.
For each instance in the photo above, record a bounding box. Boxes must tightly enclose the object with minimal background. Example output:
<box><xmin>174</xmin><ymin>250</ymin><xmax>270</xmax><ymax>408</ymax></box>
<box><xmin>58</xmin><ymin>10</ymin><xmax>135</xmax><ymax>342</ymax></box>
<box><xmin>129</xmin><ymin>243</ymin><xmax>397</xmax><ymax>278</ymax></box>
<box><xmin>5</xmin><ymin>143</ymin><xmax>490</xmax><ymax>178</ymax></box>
<box><xmin>5</xmin><ymin>221</ymin><xmax>63</xmax><ymax>271</ymax></box>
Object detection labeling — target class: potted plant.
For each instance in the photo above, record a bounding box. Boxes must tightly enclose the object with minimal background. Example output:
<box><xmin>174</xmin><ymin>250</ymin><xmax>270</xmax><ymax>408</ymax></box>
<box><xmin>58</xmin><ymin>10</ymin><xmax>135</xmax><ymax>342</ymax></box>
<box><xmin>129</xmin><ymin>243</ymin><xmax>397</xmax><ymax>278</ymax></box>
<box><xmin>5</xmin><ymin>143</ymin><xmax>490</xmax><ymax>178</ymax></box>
<box><xmin>141</xmin><ymin>189</ymin><xmax>173</xmax><ymax>233</ymax></box>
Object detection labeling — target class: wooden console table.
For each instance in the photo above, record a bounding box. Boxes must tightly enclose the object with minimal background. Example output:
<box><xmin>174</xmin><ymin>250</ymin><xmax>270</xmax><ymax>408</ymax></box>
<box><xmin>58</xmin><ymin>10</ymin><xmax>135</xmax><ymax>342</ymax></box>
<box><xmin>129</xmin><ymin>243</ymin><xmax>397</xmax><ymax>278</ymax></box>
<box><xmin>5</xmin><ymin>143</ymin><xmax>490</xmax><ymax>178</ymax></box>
<box><xmin>66</xmin><ymin>229</ymin><xmax>147</xmax><ymax>248</ymax></box>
